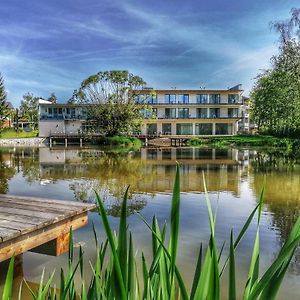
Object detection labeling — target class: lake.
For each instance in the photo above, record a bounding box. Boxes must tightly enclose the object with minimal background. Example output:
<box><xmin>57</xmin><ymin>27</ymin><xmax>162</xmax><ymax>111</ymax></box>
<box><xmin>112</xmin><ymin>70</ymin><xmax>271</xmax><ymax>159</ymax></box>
<box><xmin>0</xmin><ymin>146</ymin><xmax>299</xmax><ymax>299</ymax></box>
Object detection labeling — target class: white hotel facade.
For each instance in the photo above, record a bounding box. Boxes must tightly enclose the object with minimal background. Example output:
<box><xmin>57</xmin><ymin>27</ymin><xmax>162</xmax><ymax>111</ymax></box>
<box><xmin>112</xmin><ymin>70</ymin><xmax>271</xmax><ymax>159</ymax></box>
<box><xmin>38</xmin><ymin>85</ymin><xmax>246</xmax><ymax>137</ymax></box>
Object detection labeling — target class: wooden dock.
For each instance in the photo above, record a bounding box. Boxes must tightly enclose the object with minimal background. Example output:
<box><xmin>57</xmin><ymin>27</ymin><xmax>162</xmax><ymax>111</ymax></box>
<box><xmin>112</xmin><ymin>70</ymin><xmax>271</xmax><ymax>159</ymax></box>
<box><xmin>0</xmin><ymin>194</ymin><xmax>96</xmax><ymax>262</ymax></box>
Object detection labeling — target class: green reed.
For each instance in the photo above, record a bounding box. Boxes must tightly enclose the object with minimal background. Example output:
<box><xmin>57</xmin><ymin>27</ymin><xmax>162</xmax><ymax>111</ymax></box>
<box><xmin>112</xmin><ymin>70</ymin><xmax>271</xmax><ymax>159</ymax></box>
<box><xmin>2</xmin><ymin>164</ymin><xmax>300</xmax><ymax>299</ymax></box>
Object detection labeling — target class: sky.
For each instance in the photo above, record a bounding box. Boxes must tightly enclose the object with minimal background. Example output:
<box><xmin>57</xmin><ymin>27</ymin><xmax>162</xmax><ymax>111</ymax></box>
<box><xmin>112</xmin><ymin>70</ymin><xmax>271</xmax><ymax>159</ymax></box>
<box><xmin>0</xmin><ymin>0</ymin><xmax>299</xmax><ymax>106</ymax></box>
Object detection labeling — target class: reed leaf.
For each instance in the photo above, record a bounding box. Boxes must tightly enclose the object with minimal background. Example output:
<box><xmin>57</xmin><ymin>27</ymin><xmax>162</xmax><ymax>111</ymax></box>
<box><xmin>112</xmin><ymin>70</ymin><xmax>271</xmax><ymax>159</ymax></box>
<box><xmin>2</xmin><ymin>256</ymin><xmax>14</xmax><ymax>300</ymax></box>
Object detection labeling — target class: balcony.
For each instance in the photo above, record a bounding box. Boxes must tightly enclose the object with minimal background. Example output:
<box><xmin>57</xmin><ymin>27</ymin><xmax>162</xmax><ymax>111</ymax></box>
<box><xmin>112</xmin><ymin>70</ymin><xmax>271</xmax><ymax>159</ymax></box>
<box><xmin>40</xmin><ymin>114</ymin><xmax>86</xmax><ymax>120</ymax></box>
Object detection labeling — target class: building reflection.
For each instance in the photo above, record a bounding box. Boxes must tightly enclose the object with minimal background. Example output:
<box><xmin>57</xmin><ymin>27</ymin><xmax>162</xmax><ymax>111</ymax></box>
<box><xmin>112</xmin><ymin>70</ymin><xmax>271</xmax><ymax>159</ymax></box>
<box><xmin>38</xmin><ymin>147</ymin><xmax>251</xmax><ymax>196</ymax></box>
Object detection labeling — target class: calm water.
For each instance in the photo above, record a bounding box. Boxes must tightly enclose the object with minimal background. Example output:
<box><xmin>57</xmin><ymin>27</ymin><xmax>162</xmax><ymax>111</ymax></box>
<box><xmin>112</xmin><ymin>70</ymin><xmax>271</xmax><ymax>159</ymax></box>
<box><xmin>0</xmin><ymin>146</ymin><xmax>300</xmax><ymax>299</ymax></box>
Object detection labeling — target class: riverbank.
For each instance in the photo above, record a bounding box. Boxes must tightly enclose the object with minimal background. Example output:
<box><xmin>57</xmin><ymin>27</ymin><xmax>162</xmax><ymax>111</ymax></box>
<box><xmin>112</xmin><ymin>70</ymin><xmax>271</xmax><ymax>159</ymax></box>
<box><xmin>187</xmin><ymin>135</ymin><xmax>300</xmax><ymax>152</ymax></box>
<box><xmin>0</xmin><ymin>137</ymin><xmax>45</xmax><ymax>147</ymax></box>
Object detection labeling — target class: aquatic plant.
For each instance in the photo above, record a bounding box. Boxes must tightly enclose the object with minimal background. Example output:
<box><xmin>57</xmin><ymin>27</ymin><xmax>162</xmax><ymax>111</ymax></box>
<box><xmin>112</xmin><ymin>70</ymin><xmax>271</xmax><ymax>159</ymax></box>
<box><xmin>2</xmin><ymin>165</ymin><xmax>300</xmax><ymax>299</ymax></box>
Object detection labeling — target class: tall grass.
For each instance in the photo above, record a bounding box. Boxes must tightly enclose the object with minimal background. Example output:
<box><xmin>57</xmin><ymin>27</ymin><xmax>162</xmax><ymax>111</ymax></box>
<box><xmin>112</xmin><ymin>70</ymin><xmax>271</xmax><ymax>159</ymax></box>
<box><xmin>2</xmin><ymin>165</ymin><xmax>300</xmax><ymax>299</ymax></box>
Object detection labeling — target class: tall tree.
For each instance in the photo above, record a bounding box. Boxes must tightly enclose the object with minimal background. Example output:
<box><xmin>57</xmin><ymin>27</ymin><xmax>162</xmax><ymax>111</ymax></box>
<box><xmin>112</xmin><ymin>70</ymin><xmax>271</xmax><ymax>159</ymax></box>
<box><xmin>251</xmin><ymin>8</ymin><xmax>300</xmax><ymax>136</ymax></box>
<box><xmin>19</xmin><ymin>93</ymin><xmax>39</xmax><ymax>129</ymax></box>
<box><xmin>47</xmin><ymin>92</ymin><xmax>57</xmax><ymax>103</ymax></box>
<box><xmin>0</xmin><ymin>73</ymin><xmax>9</xmax><ymax>131</ymax></box>
<box><xmin>73</xmin><ymin>70</ymin><xmax>153</xmax><ymax>136</ymax></box>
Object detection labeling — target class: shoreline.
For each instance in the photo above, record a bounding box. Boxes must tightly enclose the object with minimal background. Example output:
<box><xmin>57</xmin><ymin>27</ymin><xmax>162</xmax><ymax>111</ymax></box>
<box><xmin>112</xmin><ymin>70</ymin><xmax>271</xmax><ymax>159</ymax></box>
<box><xmin>0</xmin><ymin>137</ymin><xmax>46</xmax><ymax>147</ymax></box>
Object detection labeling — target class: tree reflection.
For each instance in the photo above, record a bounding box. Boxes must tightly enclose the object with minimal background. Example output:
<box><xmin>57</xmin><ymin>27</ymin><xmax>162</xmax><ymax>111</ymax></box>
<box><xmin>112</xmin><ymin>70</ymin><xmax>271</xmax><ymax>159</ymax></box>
<box><xmin>250</xmin><ymin>152</ymin><xmax>300</xmax><ymax>275</ymax></box>
<box><xmin>0</xmin><ymin>149</ymin><xmax>15</xmax><ymax>193</ymax></box>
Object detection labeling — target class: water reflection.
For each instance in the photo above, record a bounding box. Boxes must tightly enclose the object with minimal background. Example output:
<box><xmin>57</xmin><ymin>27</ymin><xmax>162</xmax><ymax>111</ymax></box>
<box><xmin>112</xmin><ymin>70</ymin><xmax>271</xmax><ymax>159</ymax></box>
<box><xmin>0</xmin><ymin>146</ymin><xmax>300</xmax><ymax>298</ymax></box>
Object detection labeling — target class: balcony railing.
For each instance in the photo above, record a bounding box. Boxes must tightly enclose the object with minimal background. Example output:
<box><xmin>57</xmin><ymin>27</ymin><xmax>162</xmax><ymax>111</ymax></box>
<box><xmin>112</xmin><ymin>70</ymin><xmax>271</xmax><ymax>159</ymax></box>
<box><xmin>40</xmin><ymin>114</ymin><xmax>86</xmax><ymax>120</ymax></box>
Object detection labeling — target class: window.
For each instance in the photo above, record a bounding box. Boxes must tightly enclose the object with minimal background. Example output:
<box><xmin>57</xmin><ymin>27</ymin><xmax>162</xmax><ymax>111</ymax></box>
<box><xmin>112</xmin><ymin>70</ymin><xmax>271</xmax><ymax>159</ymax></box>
<box><xmin>210</xmin><ymin>94</ymin><xmax>220</xmax><ymax>104</ymax></box>
<box><xmin>162</xmin><ymin>123</ymin><xmax>172</xmax><ymax>134</ymax></box>
<box><xmin>195</xmin><ymin>124</ymin><xmax>212</xmax><ymax>135</ymax></box>
<box><xmin>66</xmin><ymin>108</ymin><xmax>70</xmax><ymax>114</ymax></box>
<box><xmin>178</xmin><ymin>108</ymin><xmax>189</xmax><ymax>118</ymax></box>
<box><xmin>197</xmin><ymin>94</ymin><xmax>208</xmax><ymax>104</ymax></box>
<box><xmin>147</xmin><ymin>124</ymin><xmax>157</xmax><ymax>135</ymax></box>
<box><xmin>48</xmin><ymin>108</ymin><xmax>53</xmax><ymax>115</ymax></box>
<box><xmin>58</xmin><ymin>108</ymin><xmax>63</xmax><ymax>115</ymax></box>
<box><xmin>228</xmin><ymin>94</ymin><xmax>239</xmax><ymax>104</ymax></box>
<box><xmin>215</xmin><ymin>123</ymin><xmax>230</xmax><ymax>135</ymax></box>
<box><xmin>176</xmin><ymin>123</ymin><xmax>193</xmax><ymax>135</ymax></box>
<box><xmin>228</xmin><ymin>108</ymin><xmax>239</xmax><ymax>118</ymax></box>
<box><xmin>177</xmin><ymin>94</ymin><xmax>189</xmax><ymax>104</ymax></box>
<box><xmin>148</xmin><ymin>95</ymin><xmax>157</xmax><ymax>104</ymax></box>
<box><xmin>197</xmin><ymin>108</ymin><xmax>208</xmax><ymax>118</ymax></box>
<box><xmin>210</xmin><ymin>108</ymin><xmax>220</xmax><ymax>118</ymax></box>
<box><xmin>165</xmin><ymin>94</ymin><xmax>176</xmax><ymax>104</ymax></box>
<box><xmin>165</xmin><ymin>108</ymin><xmax>176</xmax><ymax>118</ymax></box>
<box><xmin>53</xmin><ymin>108</ymin><xmax>58</xmax><ymax>115</ymax></box>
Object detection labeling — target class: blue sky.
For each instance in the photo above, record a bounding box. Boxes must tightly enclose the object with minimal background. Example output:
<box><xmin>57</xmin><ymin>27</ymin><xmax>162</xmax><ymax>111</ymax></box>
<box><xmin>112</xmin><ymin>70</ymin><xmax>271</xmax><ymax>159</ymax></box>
<box><xmin>1</xmin><ymin>0</ymin><xmax>299</xmax><ymax>106</ymax></box>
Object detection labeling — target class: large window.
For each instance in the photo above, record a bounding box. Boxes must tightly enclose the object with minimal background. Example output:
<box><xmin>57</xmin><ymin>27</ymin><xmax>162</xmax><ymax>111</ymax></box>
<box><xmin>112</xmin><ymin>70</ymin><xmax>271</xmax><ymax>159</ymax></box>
<box><xmin>176</xmin><ymin>123</ymin><xmax>193</xmax><ymax>135</ymax></box>
<box><xmin>165</xmin><ymin>108</ymin><xmax>176</xmax><ymax>118</ymax></box>
<box><xmin>197</xmin><ymin>108</ymin><xmax>208</xmax><ymax>118</ymax></box>
<box><xmin>177</xmin><ymin>94</ymin><xmax>189</xmax><ymax>104</ymax></box>
<box><xmin>210</xmin><ymin>108</ymin><xmax>220</xmax><ymax>118</ymax></box>
<box><xmin>178</xmin><ymin>108</ymin><xmax>189</xmax><ymax>119</ymax></box>
<box><xmin>215</xmin><ymin>123</ymin><xmax>232</xmax><ymax>135</ymax></box>
<box><xmin>195</xmin><ymin>123</ymin><xmax>213</xmax><ymax>135</ymax></box>
<box><xmin>147</xmin><ymin>124</ymin><xmax>157</xmax><ymax>135</ymax></box>
<box><xmin>197</xmin><ymin>94</ymin><xmax>209</xmax><ymax>104</ymax></box>
<box><xmin>210</xmin><ymin>94</ymin><xmax>220</xmax><ymax>104</ymax></box>
<box><xmin>228</xmin><ymin>108</ymin><xmax>239</xmax><ymax>118</ymax></box>
<box><xmin>164</xmin><ymin>94</ymin><xmax>176</xmax><ymax>104</ymax></box>
<box><xmin>228</xmin><ymin>94</ymin><xmax>239</xmax><ymax>104</ymax></box>
<box><xmin>162</xmin><ymin>123</ymin><xmax>172</xmax><ymax>134</ymax></box>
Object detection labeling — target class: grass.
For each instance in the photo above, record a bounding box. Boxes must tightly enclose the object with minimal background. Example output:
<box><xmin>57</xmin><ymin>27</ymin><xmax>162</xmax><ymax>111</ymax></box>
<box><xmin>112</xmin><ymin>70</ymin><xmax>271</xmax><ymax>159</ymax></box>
<box><xmin>187</xmin><ymin>134</ymin><xmax>300</xmax><ymax>151</ymax></box>
<box><xmin>96</xmin><ymin>136</ymin><xmax>143</xmax><ymax>148</ymax></box>
<box><xmin>0</xmin><ymin>128</ymin><xmax>38</xmax><ymax>139</ymax></box>
<box><xmin>2</xmin><ymin>165</ymin><xmax>300</xmax><ymax>299</ymax></box>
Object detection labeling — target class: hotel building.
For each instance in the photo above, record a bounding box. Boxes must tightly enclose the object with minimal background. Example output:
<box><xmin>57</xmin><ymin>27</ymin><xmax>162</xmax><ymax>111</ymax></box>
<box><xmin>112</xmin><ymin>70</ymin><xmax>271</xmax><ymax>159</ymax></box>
<box><xmin>38</xmin><ymin>84</ymin><xmax>244</xmax><ymax>137</ymax></box>
<box><xmin>139</xmin><ymin>84</ymin><xmax>243</xmax><ymax>136</ymax></box>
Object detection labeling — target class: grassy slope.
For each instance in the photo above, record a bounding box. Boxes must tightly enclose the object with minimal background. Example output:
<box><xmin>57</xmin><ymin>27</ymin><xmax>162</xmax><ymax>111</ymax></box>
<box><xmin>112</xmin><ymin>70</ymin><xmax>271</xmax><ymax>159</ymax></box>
<box><xmin>0</xmin><ymin>128</ymin><xmax>38</xmax><ymax>139</ymax></box>
<box><xmin>187</xmin><ymin>135</ymin><xmax>300</xmax><ymax>151</ymax></box>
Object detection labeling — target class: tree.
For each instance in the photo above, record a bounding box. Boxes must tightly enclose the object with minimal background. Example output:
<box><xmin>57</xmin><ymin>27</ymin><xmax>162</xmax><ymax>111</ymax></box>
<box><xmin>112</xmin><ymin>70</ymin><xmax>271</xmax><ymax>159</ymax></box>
<box><xmin>19</xmin><ymin>93</ymin><xmax>39</xmax><ymax>129</ymax></box>
<box><xmin>72</xmin><ymin>70</ymin><xmax>154</xmax><ymax>136</ymax></box>
<box><xmin>0</xmin><ymin>73</ymin><xmax>9</xmax><ymax>131</ymax></box>
<box><xmin>47</xmin><ymin>92</ymin><xmax>57</xmax><ymax>103</ymax></box>
<box><xmin>251</xmin><ymin>8</ymin><xmax>300</xmax><ymax>136</ymax></box>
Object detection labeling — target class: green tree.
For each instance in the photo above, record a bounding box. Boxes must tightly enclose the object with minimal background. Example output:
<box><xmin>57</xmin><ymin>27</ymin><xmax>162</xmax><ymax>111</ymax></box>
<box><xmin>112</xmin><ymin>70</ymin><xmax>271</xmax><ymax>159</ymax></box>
<box><xmin>251</xmin><ymin>8</ymin><xmax>300</xmax><ymax>136</ymax></box>
<box><xmin>47</xmin><ymin>92</ymin><xmax>57</xmax><ymax>103</ymax></box>
<box><xmin>73</xmin><ymin>70</ymin><xmax>154</xmax><ymax>136</ymax></box>
<box><xmin>0</xmin><ymin>73</ymin><xmax>10</xmax><ymax>131</ymax></box>
<box><xmin>19</xmin><ymin>93</ymin><xmax>39</xmax><ymax>129</ymax></box>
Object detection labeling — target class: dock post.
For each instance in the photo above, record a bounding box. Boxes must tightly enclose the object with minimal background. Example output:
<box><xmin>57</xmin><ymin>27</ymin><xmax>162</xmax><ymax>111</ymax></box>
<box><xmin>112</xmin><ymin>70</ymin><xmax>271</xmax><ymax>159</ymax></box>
<box><xmin>65</xmin><ymin>138</ymin><xmax>68</xmax><ymax>148</ymax></box>
<box><xmin>145</xmin><ymin>137</ymin><xmax>148</xmax><ymax>147</ymax></box>
<box><xmin>50</xmin><ymin>137</ymin><xmax>52</xmax><ymax>148</ymax></box>
<box><xmin>80</xmin><ymin>138</ymin><xmax>82</xmax><ymax>148</ymax></box>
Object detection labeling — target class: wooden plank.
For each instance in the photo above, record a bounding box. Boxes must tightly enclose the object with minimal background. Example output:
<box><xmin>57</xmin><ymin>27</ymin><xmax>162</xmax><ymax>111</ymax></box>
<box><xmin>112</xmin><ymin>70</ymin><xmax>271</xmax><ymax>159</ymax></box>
<box><xmin>0</xmin><ymin>194</ymin><xmax>96</xmax><ymax>209</ymax></box>
<box><xmin>0</xmin><ymin>219</ymin><xmax>38</xmax><ymax>231</ymax></box>
<box><xmin>0</xmin><ymin>213</ymin><xmax>47</xmax><ymax>225</ymax></box>
<box><xmin>0</xmin><ymin>202</ymin><xmax>71</xmax><ymax>215</ymax></box>
<box><xmin>0</xmin><ymin>197</ymin><xmax>87</xmax><ymax>211</ymax></box>
<box><xmin>0</xmin><ymin>198</ymin><xmax>94</xmax><ymax>212</ymax></box>
<box><xmin>0</xmin><ymin>212</ymin><xmax>88</xmax><ymax>262</ymax></box>
<box><xmin>0</xmin><ymin>206</ymin><xmax>63</xmax><ymax>220</ymax></box>
<box><xmin>0</xmin><ymin>228</ymin><xmax>21</xmax><ymax>242</ymax></box>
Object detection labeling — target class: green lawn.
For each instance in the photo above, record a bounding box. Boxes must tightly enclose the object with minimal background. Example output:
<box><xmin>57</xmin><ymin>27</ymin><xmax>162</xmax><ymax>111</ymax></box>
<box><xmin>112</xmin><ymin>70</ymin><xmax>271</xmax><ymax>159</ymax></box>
<box><xmin>0</xmin><ymin>128</ymin><xmax>38</xmax><ymax>139</ymax></box>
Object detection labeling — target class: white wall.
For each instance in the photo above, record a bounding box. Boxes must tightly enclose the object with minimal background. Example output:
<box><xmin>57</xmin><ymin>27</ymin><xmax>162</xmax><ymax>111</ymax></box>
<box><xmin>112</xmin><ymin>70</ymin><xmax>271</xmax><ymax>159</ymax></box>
<box><xmin>39</xmin><ymin>120</ymin><xmax>65</xmax><ymax>137</ymax></box>
<box><xmin>65</xmin><ymin>120</ymin><xmax>82</xmax><ymax>134</ymax></box>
